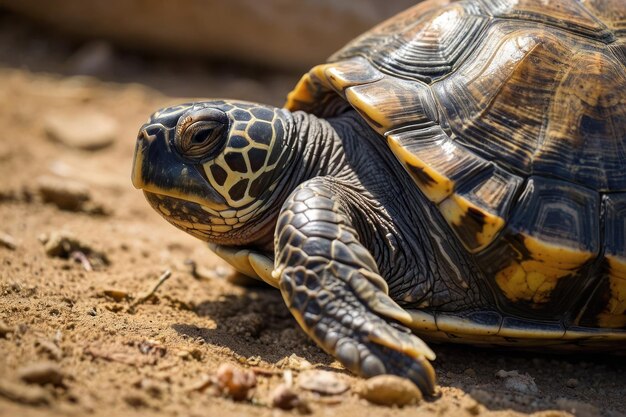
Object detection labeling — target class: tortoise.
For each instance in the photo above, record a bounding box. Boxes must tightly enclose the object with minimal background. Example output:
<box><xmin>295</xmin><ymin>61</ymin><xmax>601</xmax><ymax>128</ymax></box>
<box><xmin>132</xmin><ymin>0</ymin><xmax>626</xmax><ymax>395</ymax></box>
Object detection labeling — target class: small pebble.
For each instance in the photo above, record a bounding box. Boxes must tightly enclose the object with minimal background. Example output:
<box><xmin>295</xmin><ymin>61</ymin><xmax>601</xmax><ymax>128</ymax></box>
<box><xmin>44</xmin><ymin>110</ymin><xmax>118</xmax><ymax>151</ymax></box>
<box><xmin>215</xmin><ymin>363</ymin><xmax>257</xmax><ymax>401</ymax></box>
<box><xmin>18</xmin><ymin>362</ymin><xmax>65</xmax><ymax>387</ymax></box>
<box><xmin>214</xmin><ymin>266</ymin><xmax>231</xmax><ymax>278</ymax></box>
<box><xmin>277</xmin><ymin>353</ymin><xmax>312</xmax><ymax>371</ymax></box>
<box><xmin>355</xmin><ymin>375</ymin><xmax>422</xmax><ymax>406</ymax></box>
<box><xmin>495</xmin><ymin>370</ymin><xmax>539</xmax><ymax>395</ymax></box>
<box><xmin>177</xmin><ymin>350</ymin><xmax>191</xmax><ymax>360</ymax></box>
<box><xmin>138</xmin><ymin>340</ymin><xmax>167</xmax><ymax>357</ymax></box>
<box><xmin>565</xmin><ymin>378</ymin><xmax>579</xmax><ymax>388</ymax></box>
<box><xmin>0</xmin><ymin>379</ymin><xmax>51</xmax><ymax>405</ymax></box>
<box><xmin>297</xmin><ymin>370</ymin><xmax>349</xmax><ymax>395</ymax></box>
<box><xmin>0</xmin><ymin>320</ymin><xmax>12</xmax><ymax>338</ymax></box>
<box><xmin>124</xmin><ymin>394</ymin><xmax>149</xmax><ymax>408</ymax></box>
<box><xmin>271</xmin><ymin>383</ymin><xmax>310</xmax><ymax>413</ymax></box>
<box><xmin>37</xmin><ymin>175</ymin><xmax>90</xmax><ymax>211</ymax></box>
<box><xmin>103</xmin><ymin>289</ymin><xmax>129</xmax><ymax>302</ymax></box>
<box><xmin>0</xmin><ymin>232</ymin><xmax>17</xmax><ymax>250</ymax></box>
<box><xmin>39</xmin><ymin>231</ymin><xmax>108</xmax><ymax>269</ymax></box>
<box><xmin>40</xmin><ymin>231</ymin><xmax>83</xmax><ymax>258</ymax></box>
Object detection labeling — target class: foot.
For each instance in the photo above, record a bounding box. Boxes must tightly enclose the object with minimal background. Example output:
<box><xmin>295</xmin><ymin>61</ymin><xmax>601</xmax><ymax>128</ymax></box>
<box><xmin>275</xmin><ymin>177</ymin><xmax>437</xmax><ymax>395</ymax></box>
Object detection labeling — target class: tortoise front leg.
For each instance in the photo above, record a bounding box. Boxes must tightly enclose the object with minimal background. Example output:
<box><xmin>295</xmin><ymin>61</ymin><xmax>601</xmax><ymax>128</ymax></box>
<box><xmin>274</xmin><ymin>177</ymin><xmax>437</xmax><ymax>395</ymax></box>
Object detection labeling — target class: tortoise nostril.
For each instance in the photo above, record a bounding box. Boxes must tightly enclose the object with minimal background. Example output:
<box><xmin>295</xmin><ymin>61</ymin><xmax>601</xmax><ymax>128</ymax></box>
<box><xmin>137</xmin><ymin>129</ymin><xmax>151</xmax><ymax>143</ymax></box>
<box><xmin>137</xmin><ymin>125</ymin><xmax>162</xmax><ymax>144</ymax></box>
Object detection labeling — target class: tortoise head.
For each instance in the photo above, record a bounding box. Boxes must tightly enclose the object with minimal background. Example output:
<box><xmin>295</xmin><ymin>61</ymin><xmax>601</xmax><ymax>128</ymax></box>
<box><xmin>132</xmin><ymin>100</ymin><xmax>290</xmax><ymax>244</ymax></box>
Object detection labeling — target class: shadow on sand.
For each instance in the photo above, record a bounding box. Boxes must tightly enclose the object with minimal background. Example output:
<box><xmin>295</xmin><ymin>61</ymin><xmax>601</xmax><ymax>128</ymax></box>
<box><xmin>172</xmin><ymin>286</ymin><xmax>334</xmax><ymax>366</ymax></box>
<box><xmin>174</xmin><ymin>285</ymin><xmax>626</xmax><ymax>414</ymax></box>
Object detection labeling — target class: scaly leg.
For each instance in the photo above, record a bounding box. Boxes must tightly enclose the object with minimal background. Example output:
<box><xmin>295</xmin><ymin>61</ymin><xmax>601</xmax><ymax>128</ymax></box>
<box><xmin>274</xmin><ymin>177</ymin><xmax>437</xmax><ymax>395</ymax></box>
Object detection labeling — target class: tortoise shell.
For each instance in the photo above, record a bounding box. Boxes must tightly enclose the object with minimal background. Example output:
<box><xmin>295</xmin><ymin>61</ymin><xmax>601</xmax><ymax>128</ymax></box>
<box><xmin>286</xmin><ymin>0</ymin><xmax>626</xmax><ymax>339</ymax></box>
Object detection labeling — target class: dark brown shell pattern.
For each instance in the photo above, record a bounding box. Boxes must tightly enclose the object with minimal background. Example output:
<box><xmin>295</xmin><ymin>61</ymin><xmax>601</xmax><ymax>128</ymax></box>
<box><xmin>286</xmin><ymin>0</ymin><xmax>626</xmax><ymax>332</ymax></box>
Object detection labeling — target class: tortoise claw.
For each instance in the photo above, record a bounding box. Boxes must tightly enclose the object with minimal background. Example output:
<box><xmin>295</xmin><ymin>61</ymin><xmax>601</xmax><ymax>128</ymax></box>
<box><xmin>279</xmin><ymin>263</ymin><xmax>437</xmax><ymax>395</ymax></box>
<box><xmin>249</xmin><ymin>252</ymin><xmax>278</xmax><ymax>288</ymax></box>
<box><xmin>207</xmin><ymin>243</ymin><xmax>278</xmax><ymax>288</ymax></box>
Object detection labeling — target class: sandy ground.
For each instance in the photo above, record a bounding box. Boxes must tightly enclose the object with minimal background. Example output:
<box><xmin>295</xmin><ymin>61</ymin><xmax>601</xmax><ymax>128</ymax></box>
<box><xmin>1</xmin><ymin>12</ymin><xmax>625</xmax><ymax>417</ymax></box>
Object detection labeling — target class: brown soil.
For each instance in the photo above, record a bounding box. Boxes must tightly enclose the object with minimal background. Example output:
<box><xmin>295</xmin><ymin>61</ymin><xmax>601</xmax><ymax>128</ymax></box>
<box><xmin>1</xmin><ymin>13</ymin><xmax>625</xmax><ymax>417</ymax></box>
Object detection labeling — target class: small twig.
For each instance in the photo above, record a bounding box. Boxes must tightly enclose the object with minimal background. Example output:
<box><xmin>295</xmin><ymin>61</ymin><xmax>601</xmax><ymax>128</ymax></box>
<box><xmin>129</xmin><ymin>270</ymin><xmax>172</xmax><ymax>311</ymax></box>
<box><xmin>0</xmin><ymin>232</ymin><xmax>17</xmax><ymax>250</ymax></box>
<box><xmin>251</xmin><ymin>367</ymin><xmax>283</xmax><ymax>376</ymax></box>
<box><xmin>70</xmin><ymin>250</ymin><xmax>93</xmax><ymax>271</ymax></box>
<box><xmin>184</xmin><ymin>258</ymin><xmax>220</xmax><ymax>280</ymax></box>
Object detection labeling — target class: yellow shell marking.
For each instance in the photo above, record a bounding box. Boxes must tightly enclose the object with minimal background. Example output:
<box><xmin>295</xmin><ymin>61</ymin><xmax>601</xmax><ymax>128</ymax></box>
<box><xmin>439</xmin><ymin>194</ymin><xmax>505</xmax><ymax>253</ymax></box>
<box><xmin>285</xmin><ymin>59</ymin><xmax>385</xmax><ymax>113</ymax></box>
<box><xmin>322</xmin><ymin>58</ymin><xmax>385</xmax><ymax>93</ymax></box>
<box><xmin>597</xmin><ymin>256</ymin><xmax>626</xmax><ymax>328</ymax></box>
<box><xmin>389</xmin><ymin>135</ymin><xmax>507</xmax><ymax>252</ymax></box>
<box><xmin>309</xmin><ymin>64</ymin><xmax>330</xmax><ymax>87</ymax></box>
<box><xmin>496</xmin><ymin>235</ymin><xmax>593</xmax><ymax>304</ymax></box>
<box><xmin>402</xmin><ymin>309</ymin><xmax>626</xmax><ymax>346</ymax></box>
<box><xmin>345</xmin><ymin>87</ymin><xmax>390</xmax><ymax>134</ymax></box>
<box><xmin>345</xmin><ymin>77</ymin><xmax>436</xmax><ymax>135</ymax></box>
<box><xmin>285</xmin><ymin>64</ymin><xmax>334</xmax><ymax>111</ymax></box>
<box><xmin>436</xmin><ymin>314</ymin><xmax>500</xmax><ymax>337</ymax></box>
<box><xmin>387</xmin><ymin>135</ymin><xmax>453</xmax><ymax>203</ymax></box>
<box><xmin>285</xmin><ymin>72</ymin><xmax>318</xmax><ymax>110</ymax></box>
<box><xmin>325</xmin><ymin>64</ymin><xmax>362</xmax><ymax>92</ymax></box>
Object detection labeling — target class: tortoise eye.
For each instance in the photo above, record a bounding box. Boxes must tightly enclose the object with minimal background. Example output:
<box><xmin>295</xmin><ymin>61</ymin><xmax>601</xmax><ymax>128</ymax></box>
<box><xmin>180</xmin><ymin>121</ymin><xmax>225</xmax><ymax>156</ymax></box>
<box><xmin>175</xmin><ymin>108</ymin><xmax>229</xmax><ymax>161</ymax></box>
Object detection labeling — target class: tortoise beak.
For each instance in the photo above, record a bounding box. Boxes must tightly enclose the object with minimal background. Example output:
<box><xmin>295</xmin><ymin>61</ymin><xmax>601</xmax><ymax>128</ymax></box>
<box><xmin>132</xmin><ymin>123</ymin><xmax>228</xmax><ymax>211</ymax></box>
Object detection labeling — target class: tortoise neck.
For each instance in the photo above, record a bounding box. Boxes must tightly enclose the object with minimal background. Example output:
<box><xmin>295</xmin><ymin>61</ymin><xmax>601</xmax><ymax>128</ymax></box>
<box><xmin>235</xmin><ymin>110</ymin><xmax>347</xmax><ymax>252</ymax></box>
<box><xmin>289</xmin><ymin>110</ymin><xmax>348</xmax><ymax>178</ymax></box>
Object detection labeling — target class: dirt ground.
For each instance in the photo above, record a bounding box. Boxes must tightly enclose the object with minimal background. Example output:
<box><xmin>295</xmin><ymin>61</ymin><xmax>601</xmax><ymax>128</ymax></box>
<box><xmin>1</xmin><ymin>11</ymin><xmax>625</xmax><ymax>417</ymax></box>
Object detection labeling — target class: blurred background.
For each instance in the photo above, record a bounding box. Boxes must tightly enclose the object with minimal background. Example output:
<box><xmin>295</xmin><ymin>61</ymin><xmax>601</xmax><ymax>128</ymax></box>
<box><xmin>0</xmin><ymin>0</ymin><xmax>419</xmax><ymax>203</ymax></box>
<box><xmin>0</xmin><ymin>0</ymin><xmax>416</xmax><ymax>102</ymax></box>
